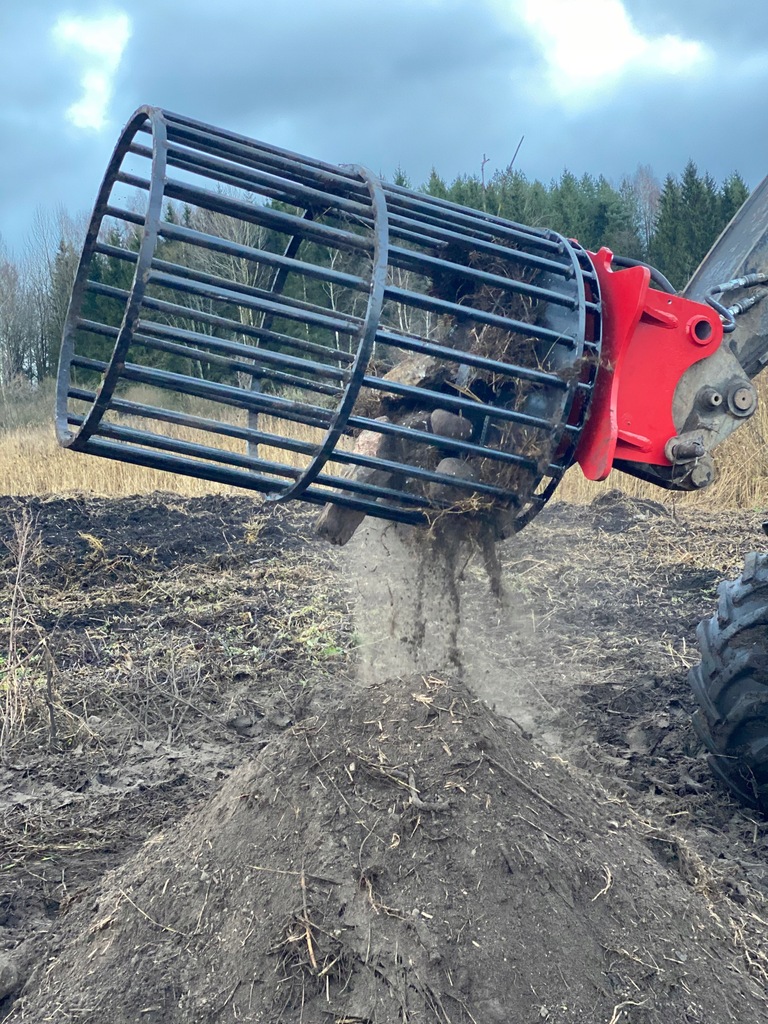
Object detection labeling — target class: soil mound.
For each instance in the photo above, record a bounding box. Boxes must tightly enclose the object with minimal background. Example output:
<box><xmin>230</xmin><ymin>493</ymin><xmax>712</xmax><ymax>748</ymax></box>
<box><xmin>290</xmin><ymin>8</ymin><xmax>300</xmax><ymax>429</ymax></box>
<box><xmin>10</xmin><ymin>674</ymin><xmax>766</xmax><ymax>1023</ymax></box>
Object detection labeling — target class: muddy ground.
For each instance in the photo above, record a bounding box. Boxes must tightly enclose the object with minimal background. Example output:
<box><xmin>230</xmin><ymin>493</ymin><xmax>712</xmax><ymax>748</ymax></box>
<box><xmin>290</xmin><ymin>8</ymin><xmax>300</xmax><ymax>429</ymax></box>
<box><xmin>1</xmin><ymin>490</ymin><xmax>768</xmax><ymax>1022</ymax></box>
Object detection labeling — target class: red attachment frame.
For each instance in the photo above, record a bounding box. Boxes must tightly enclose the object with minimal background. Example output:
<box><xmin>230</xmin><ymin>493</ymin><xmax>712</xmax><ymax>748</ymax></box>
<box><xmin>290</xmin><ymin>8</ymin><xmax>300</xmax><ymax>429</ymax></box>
<box><xmin>575</xmin><ymin>248</ymin><xmax>723</xmax><ymax>481</ymax></box>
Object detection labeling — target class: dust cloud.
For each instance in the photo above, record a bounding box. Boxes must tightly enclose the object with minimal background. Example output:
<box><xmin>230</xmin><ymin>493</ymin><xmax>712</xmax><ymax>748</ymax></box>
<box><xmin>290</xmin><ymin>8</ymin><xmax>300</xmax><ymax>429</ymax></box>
<box><xmin>343</xmin><ymin>517</ymin><xmax>563</xmax><ymax>746</ymax></box>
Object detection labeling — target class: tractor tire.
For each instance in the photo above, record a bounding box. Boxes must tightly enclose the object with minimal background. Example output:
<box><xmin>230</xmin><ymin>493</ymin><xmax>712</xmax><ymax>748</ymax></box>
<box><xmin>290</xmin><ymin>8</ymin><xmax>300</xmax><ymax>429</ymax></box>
<box><xmin>690</xmin><ymin>551</ymin><xmax>768</xmax><ymax>811</ymax></box>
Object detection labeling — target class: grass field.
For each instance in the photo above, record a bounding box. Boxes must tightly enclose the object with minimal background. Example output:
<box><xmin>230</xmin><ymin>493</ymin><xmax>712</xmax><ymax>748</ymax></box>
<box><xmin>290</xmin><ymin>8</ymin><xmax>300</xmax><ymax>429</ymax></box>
<box><xmin>2</xmin><ymin>378</ymin><xmax>767</xmax><ymax>509</ymax></box>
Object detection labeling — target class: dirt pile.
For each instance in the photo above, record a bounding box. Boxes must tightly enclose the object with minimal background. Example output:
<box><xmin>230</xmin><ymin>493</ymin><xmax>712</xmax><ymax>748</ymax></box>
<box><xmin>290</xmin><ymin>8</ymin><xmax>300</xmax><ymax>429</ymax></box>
<box><xmin>8</xmin><ymin>673</ymin><xmax>768</xmax><ymax>1023</ymax></box>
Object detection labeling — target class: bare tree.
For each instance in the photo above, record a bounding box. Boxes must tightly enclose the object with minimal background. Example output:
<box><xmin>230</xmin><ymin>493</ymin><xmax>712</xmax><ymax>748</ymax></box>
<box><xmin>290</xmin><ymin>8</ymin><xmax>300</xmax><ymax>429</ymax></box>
<box><xmin>631</xmin><ymin>164</ymin><xmax>661</xmax><ymax>255</ymax></box>
<box><xmin>24</xmin><ymin>208</ymin><xmax>83</xmax><ymax>380</ymax></box>
<box><xmin>0</xmin><ymin>255</ymin><xmax>33</xmax><ymax>384</ymax></box>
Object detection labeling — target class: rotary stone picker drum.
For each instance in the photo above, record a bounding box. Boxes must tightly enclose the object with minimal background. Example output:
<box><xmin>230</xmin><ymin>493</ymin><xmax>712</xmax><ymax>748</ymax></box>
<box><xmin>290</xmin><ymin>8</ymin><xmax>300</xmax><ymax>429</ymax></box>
<box><xmin>56</xmin><ymin>107</ymin><xmax>602</xmax><ymax>535</ymax></box>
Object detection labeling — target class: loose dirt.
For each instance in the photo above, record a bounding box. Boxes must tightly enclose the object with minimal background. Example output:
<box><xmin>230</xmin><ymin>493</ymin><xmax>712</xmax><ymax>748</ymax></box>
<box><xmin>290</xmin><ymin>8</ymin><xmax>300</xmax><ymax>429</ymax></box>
<box><xmin>2</xmin><ymin>489</ymin><xmax>768</xmax><ymax>1022</ymax></box>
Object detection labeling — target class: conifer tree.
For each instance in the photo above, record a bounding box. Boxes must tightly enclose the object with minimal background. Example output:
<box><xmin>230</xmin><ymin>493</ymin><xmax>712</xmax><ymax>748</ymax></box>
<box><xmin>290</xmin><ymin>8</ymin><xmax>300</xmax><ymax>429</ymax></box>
<box><xmin>422</xmin><ymin>169</ymin><xmax>448</xmax><ymax>200</ymax></box>
<box><xmin>649</xmin><ymin>174</ymin><xmax>687</xmax><ymax>287</ymax></box>
<box><xmin>487</xmin><ymin>166</ymin><xmax>529</xmax><ymax>223</ymax></box>
<box><xmin>446</xmin><ymin>174</ymin><xmax>486</xmax><ymax>214</ymax></box>
<box><xmin>392</xmin><ymin>167</ymin><xmax>411</xmax><ymax>189</ymax></box>
<box><xmin>720</xmin><ymin>172</ymin><xmax>750</xmax><ymax>225</ymax></box>
<box><xmin>549</xmin><ymin>170</ymin><xmax>587</xmax><ymax>241</ymax></box>
<box><xmin>522</xmin><ymin>180</ymin><xmax>551</xmax><ymax>227</ymax></box>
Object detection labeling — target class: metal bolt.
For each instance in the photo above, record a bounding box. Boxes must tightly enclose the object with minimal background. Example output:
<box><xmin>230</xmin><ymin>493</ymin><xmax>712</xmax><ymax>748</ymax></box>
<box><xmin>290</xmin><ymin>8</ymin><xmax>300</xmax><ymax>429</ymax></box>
<box><xmin>732</xmin><ymin>386</ymin><xmax>755</xmax><ymax>412</ymax></box>
<box><xmin>665</xmin><ymin>436</ymin><xmax>705</xmax><ymax>462</ymax></box>
<box><xmin>726</xmin><ymin>383</ymin><xmax>758</xmax><ymax>417</ymax></box>
<box><xmin>698</xmin><ymin>387</ymin><xmax>723</xmax><ymax>409</ymax></box>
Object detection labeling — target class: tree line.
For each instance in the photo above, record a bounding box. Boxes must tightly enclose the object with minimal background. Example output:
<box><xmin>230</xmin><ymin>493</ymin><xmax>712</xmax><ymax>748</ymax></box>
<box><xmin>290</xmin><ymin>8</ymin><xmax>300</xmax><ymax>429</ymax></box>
<box><xmin>416</xmin><ymin>160</ymin><xmax>749</xmax><ymax>286</ymax></box>
<box><xmin>0</xmin><ymin>159</ymin><xmax>751</xmax><ymax>392</ymax></box>
<box><xmin>0</xmin><ymin>211</ymin><xmax>83</xmax><ymax>391</ymax></box>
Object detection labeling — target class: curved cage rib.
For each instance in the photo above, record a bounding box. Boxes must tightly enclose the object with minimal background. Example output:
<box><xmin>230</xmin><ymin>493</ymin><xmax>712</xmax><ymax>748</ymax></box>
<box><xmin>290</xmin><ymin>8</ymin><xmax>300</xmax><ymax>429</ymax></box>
<box><xmin>57</xmin><ymin>107</ymin><xmax>602</xmax><ymax>532</ymax></box>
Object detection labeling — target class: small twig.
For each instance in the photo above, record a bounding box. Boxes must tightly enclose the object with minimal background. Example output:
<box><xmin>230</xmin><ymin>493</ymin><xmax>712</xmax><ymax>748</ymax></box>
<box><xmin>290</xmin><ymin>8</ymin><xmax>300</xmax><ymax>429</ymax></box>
<box><xmin>608</xmin><ymin>998</ymin><xmax>648</xmax><ymax>1024</ymax></box>
<box><xmin>194</xmin><ymin>883</ymin><xmax>211</xmax><ymax>934</ymax></box>
<box><xmin>484</xmin><ymin>754</ymin><xmax>576</xmax><ymax>824</ymax></box>
<box><xmin>407</xmin><ymin>768</ymin><xmax>451</xmax><ymax>812</ymax></box>
<box><xmin>118</xmin><ymin>888</ymin><xmax>188</xmax><ymax>937</ymax></box>
<box><xmin>499</xmin><ymin>842</ymin><xmax>515</xmax><ymax>873</ymax></box>
<box><xmin>592</xmin><ymin>865</ymin><xmax>614</xmax><ymax>901</ymax></box>
<box><xmin>145</xmin><ymin>676</ymin><xmax>221</xmax><ymax>727</ymax></box>
<box><xmin>45</xmin><ymin>653</ymin><xmax>58</xmax><ymax>750</ymax></box>
<box><xmin>300</xmin><ymin>868</ymin><xmax>317</xmax><ymax>970</ymax></box>
<box><xmin>316</xmin><ymin>954</ymin><xmax>342</xmax><ymax>979</ymax></box>
<box><xmin>248</xmin><ymin>864</ymin><xmax>341</xmax><ymax>885</ymax></box>
<box><xmin>304</xmin><ymin>735</ymin><xmax>367</xmax><ymax>823</ymax></box>
<box><xmin>511</xmin><ymin>814</ymin><xmax>561</xmax><ymax>844</ymax></box>
<box><xmin>218</xmin><ymin>978</ymin><xmax>242</xmax><ymax>1011</ymax></box>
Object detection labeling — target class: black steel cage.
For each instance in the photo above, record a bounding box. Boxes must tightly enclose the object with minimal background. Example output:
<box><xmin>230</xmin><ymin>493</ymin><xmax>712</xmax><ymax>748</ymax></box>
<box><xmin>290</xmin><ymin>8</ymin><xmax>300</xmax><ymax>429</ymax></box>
<box><xmin>56</xmin><ymin>107</ymin><xmax>602</xmax><ymax>531</ymax></box>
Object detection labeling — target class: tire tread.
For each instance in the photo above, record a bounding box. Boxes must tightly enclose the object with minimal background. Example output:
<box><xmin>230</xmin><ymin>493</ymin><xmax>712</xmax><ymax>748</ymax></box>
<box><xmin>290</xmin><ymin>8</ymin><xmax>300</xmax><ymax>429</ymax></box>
<box><xmin>689</xmin><ymin>552</ymin><xmax>768</xmax><ymax>810</ymax></box>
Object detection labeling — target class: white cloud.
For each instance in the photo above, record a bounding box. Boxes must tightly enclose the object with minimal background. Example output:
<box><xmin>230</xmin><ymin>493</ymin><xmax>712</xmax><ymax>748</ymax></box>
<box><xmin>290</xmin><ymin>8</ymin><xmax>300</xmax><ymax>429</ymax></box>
<box><xmin>52</xmin><ymin>10</ymin><xmax>132</xmax><ymax>130</ymax></box>
<box><xmin>500</xmin><ymin>0</ymin><xmax>711</xmax><ymax>109</ymax></box>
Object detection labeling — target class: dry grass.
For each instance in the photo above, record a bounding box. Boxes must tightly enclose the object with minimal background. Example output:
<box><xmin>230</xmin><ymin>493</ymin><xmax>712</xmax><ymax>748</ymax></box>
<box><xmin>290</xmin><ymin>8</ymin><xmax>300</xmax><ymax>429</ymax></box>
<box><xmin>0</xmin><ymin>421</ymin><xmax>239</xmax><ymax>496</ymax></box>
<box><xmin>2</xmin><ymin>378</ymin><xmax>768</xmax><ymax>508</ymax></box>
<box><xmin>0</xmin><ymin>383</ymin><xmax>330</xmax><ymax>497</ymax></box>
<box><xmin>0</xmin><ymin>508</ymin><xmax>59</xmax><ymax>757</ymax></box>
<box><xmin>1</xmin><ymin>510</ymin><xmax>37</xmax><ymax>752</ymax></box>
<box><xmin>0</xmin><ymin>421</ymin><xmax>244</xmax><ymax>497</ymax></box>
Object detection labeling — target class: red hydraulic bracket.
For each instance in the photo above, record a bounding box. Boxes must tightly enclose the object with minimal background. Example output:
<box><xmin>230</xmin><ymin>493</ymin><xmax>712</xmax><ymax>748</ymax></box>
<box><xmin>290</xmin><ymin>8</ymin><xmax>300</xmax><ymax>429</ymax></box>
<box><xmin>575</xmin><ymin>248</ymin><xmax>724</xmax><ymax>480</ymax></box>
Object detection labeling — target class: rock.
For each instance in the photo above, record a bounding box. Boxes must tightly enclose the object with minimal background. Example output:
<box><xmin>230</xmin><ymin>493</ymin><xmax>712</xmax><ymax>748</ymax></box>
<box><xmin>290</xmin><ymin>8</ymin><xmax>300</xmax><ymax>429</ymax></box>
<box><xmin>429</xmin><ymin>409</ymin><xmax>473</xmax><ymax>441</ymax></box>
<box><xmin>0</xmin><ymin>952</ymin><xmax>19</xmax><ymax>1000</ymax></box>
<box><xmin>380</xmin><ymin>354</ymin><xmax>450</xmax><ymax>394</ymax></box>
<box><xmin>428</xmin><ymin>457</ymin><xmax>479</xmax><ymax>504</ymax></box>
<box><xmin>354</xmin><ymin>355</ymin><xmax>451</xmax><ymax>419</ymax></box>
<box><xmin>226</xmin><ymin>714</ymin><xmax>257</xmax><ymax>735</ymax></box>
<box><xmin>315</xmin><ymin>420</ymin><xmax>394</xmax><ymax>546</ymax></box>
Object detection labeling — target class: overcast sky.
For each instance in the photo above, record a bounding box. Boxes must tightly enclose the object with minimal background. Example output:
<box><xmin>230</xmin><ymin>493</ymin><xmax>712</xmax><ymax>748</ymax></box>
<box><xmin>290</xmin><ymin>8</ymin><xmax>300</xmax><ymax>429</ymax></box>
<box><xmin>2</xmin><ymin>0</ymin><xmax>766</xmax><ymax>257</ymax></box>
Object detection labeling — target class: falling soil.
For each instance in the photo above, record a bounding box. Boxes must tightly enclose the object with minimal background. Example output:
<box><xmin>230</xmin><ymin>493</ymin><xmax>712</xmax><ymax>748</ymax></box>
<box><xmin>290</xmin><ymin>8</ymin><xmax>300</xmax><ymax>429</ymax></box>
<box><xmin>347</xmin><ymin>517</ymin><xmax>504</xmax><ymax>683</ymax></box>
<box><xmin>3</xmin><ymin>490</ymin><xmax>768</xmax><ymax>1022</ymax></box>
